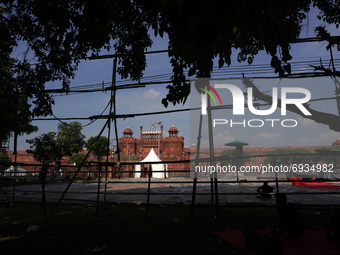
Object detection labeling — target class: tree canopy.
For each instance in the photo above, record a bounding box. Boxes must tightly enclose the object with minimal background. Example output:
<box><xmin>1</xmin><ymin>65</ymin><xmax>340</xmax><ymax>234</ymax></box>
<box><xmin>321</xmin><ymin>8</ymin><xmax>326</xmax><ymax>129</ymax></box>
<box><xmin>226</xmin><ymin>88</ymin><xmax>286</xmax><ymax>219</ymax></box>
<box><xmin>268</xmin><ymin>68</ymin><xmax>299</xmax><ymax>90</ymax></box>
<box><xmin>69</xmin><ymin>153</ymin><xmax>88</xmax><ymax>166</ymax></box>
<box><xmin>85</xmin><ymin>136</ymin><xmax>109</xmax><ymax>161</ymax></box>
<box><xmin>0</xmin><ymin>7</ymin><xmax>38</xmax><ymax>141</ymax></box>
<box><xmin>26</xmin><ymin>132</ymin><xmax>63</xmax><ymax>164</ymax></box>
<box><xmin>57</xmin><ymin>121</ymin><xmax>86</xmax><ymax>156</ymax></box>
<box><xmin>264</xmin><ymin>148</ymin><xmax>319</xmax><ymax>165</ymax></box>
<box><xmin>315</xmin><ymin>145</ymin><xmax>340</xmax><ymax>163</ymax></box>
<box><xmin>1</xmin><ymin>0</ymin><xmax>340</xmax><ymax>139</ymax></box>
<box><xmin>220</xmin><ymin>149</ymin><xmax>250</xmax><ymax>166</ymax></box>
<box><xmin>0</xmin><ymin>152</ymin><xmax>11</xmax><ymax>171</ymax></box>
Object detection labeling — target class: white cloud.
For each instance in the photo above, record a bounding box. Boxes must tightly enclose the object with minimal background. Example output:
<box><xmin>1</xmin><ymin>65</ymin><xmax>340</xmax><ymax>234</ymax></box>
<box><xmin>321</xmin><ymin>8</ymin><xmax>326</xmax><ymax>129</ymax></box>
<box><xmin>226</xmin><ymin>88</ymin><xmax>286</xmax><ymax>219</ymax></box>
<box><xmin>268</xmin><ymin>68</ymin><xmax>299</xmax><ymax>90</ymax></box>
<box><xmin>143</xmin><ymin>88</ymin><xmax>160</xmax><ymax>100</ymax></box>
<box><xmin>298</xmin><ymin>118</ymin><xmax>316</xmax><ymax>128</ymax></box>
<box><xmin>297</xmin><ymin>131</ymin><xmax>340</xmax><ymax>146</ymax></box>
<box><xmin>250</xmin><ymin>132</ymin><xmax>283</xmax><ymax>142</ymax></box>
<box><xmin>200</xmin><ymin>130</ymin><xmax>236</xmax><ymax>148</ymax></box>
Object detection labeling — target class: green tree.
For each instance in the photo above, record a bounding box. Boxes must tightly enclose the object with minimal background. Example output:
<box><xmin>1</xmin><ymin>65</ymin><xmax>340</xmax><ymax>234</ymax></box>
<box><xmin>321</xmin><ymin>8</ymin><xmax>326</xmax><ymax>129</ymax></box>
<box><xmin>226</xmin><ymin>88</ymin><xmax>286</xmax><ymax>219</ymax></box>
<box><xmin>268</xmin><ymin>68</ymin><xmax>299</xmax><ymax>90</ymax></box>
<box><xmin>0</xmin><ymin>7</ymin><xmax>38</xmax><ymax>141</ymax></box>
<box><xmin>69</xmin><ymin>153</ymin><xmax>88</xmax><ymax>166</ymax></box>
<box><xmin>220</xmin><ymin>150</ymin><xmax>250</xmax><ymax>166</ymax></box>
<box><xmin>316</xmin><ymin>145</ymin><xmax>340</xmax><ymax>164</ymax></box>
<box><xmin>0</xmin><ymin>152</ymin><xmax>11</xmax><ymax>173</ymax></box>
<box><xmin>85</xmin><ymin>136</ymin><xmax>110</xmax><ymax>161</ymax></box>
<box><xmin>26</xmin><ymin>132</ymin><xmax>63</xmax><ymax>164</ymax></box>
<box><xmin>85</xmin><ymin>136</ymin><xmax>109</xmax><ymax>180</ymax></box>
<box><xmin>2</xmin><ymin>0</ymin><xmax>340</xmax><ymax>136</ymax></box>
<box><xmin>264</xmin><ymin>148</ymin><xmax>317</xmax><ymax>165</ymax></box>
<box><xmin>26</xmin><ymin>132</ymin><xmax>63</xmax><ymax>219</ymax></box>
<box><xmin>57</xmin><ymin>122</ymin><xmax>85</xmax><ymax>156</ymax></box>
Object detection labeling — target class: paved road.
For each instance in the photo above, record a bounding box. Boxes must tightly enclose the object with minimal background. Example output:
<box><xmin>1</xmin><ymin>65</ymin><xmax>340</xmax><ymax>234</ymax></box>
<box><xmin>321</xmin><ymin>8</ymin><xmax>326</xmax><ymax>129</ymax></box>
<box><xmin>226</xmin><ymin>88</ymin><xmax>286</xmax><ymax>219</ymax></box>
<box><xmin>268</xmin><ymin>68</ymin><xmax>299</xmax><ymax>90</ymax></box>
<box><xmin>1</xmin><ymin>178</ymin><xmax>340</xmax><ymax>205</ymax></box>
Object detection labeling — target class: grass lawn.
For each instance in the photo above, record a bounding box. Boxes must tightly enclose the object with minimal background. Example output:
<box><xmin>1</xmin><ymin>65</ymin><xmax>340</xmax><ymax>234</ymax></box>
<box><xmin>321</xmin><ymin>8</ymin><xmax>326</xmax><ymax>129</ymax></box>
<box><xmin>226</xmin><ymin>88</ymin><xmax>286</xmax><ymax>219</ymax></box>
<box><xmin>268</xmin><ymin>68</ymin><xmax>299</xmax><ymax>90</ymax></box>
<box><xmin>0</xmin><ymin>203</ymin><xmax>335</xmax><ymax>254</ymax></box>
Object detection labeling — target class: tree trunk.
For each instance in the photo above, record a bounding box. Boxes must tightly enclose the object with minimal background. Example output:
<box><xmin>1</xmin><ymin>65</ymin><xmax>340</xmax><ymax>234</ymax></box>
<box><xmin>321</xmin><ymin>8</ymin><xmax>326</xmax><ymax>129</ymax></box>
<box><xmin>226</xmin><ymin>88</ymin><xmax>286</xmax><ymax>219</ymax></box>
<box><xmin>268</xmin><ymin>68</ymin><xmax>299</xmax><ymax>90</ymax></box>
<box><xmin>40</xmin><ymin>164</ymin><xmax>48</xmax><ymax>221</ymax></box>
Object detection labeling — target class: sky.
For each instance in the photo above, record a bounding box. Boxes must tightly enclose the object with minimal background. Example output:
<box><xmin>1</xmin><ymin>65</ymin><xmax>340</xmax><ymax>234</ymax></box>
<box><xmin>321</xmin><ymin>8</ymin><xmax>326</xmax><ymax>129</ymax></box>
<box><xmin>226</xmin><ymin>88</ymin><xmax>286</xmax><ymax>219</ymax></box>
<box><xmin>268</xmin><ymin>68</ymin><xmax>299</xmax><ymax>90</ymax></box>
<box><xmin>9</xmin><ymin>6</ymin><xmax>340</xmax><ymax>151</ymax></box>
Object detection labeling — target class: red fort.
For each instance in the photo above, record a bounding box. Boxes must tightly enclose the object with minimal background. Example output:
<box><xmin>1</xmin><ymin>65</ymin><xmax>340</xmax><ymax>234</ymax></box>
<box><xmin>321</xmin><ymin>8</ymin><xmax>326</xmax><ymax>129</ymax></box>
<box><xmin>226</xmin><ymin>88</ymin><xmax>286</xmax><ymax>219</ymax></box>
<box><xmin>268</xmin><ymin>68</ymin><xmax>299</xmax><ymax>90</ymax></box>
<box><xmin>118</xmin><ymin>124</ymin><xmax>186</xmax><ymax>159</ymax></box>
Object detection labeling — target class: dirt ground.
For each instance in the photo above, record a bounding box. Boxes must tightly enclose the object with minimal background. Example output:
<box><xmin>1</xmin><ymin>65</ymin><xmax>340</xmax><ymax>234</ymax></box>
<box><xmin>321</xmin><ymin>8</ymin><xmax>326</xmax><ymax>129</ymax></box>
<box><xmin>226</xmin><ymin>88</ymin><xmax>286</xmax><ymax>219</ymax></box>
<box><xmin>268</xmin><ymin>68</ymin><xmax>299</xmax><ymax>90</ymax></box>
<box><xmin>1</xmin><ymin>177</ymin><xmax>340</xmax><ymax>206</ymax></box>
<box><xmin>0</xmin><ymin>203</ymin><xmax>338</xmax><ymax>255</ymax></box>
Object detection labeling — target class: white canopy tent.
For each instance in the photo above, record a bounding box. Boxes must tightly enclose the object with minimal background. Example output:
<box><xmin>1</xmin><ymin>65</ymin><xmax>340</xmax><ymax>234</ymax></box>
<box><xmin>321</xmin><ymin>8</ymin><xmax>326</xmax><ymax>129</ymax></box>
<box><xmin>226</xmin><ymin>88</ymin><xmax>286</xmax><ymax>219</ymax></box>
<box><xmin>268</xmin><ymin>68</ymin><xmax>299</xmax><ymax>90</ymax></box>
<box><xmin>134</xmin><ymin>148</ymin><xmax>167</xmax><ymax>178</ymax></box>
<box><xmin>4</xmin><ymin>165</ymin><xmax>27</xmax><ymax>178</ymax></box>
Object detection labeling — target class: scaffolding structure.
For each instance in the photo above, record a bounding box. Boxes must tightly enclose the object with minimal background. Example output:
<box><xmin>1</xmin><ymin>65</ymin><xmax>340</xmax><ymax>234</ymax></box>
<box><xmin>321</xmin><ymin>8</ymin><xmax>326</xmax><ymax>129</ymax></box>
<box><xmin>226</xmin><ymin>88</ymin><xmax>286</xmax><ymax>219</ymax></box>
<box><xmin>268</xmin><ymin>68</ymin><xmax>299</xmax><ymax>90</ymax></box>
<box><xmin>2</xmin><ymin>36</ymin><xmax>340</xmax><ymax>223</ymax></box>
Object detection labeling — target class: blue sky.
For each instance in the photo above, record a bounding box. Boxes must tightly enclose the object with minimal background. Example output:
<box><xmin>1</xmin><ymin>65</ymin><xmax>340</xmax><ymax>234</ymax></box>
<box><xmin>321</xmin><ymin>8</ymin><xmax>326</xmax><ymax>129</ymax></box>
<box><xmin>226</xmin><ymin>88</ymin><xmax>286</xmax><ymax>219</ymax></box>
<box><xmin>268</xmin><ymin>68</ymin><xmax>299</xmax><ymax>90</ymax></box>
<box><xmin>10</xmin><ymin>7</ymin><xmax>340</xmax><ymax>151</ymax></box>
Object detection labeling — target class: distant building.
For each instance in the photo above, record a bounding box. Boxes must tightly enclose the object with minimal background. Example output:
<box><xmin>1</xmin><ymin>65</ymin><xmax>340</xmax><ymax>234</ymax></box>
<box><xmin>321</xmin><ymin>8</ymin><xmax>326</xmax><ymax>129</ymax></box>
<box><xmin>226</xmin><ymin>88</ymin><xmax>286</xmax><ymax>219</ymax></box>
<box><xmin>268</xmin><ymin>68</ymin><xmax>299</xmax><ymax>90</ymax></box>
<box><xmin>118</xmin><ymin>124</ymin><xmax>185</xmax><ymax>159</ymax></box>
<box><xmin>332</xmin><ymin>137</ymin><xmax>340</xmax><ymax>146</ymax></box>
<box><xmin>0</xmin><ymin>138</ymin><xmax>9</xmax><ymax>153</ymax></box>
<box><xmin>5</xmin><ymin>127</ymin><xmax>339</xmax><ymax>179</ymax></box>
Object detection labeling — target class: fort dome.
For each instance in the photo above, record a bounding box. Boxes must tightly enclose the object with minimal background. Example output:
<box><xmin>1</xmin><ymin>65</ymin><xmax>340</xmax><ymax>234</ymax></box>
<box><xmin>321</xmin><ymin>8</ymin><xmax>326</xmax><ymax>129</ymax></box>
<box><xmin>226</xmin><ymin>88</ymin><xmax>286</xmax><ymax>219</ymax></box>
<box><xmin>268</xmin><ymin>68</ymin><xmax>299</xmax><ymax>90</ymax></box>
<box><xmin>123</xmin><ymin>126</ymin><xmax>133</xmax><ymax>134</ymax></box>
<box><xmin>169</xmin><ymin>125</ymin><xmax>178</xmax><ymax>132</ymax></box>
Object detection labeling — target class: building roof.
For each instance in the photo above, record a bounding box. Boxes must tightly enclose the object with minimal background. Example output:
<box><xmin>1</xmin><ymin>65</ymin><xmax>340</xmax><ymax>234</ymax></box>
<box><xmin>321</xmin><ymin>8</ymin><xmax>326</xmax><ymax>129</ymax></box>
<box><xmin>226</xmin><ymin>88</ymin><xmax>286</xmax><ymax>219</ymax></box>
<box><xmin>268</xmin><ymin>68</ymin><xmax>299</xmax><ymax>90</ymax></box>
<box><xmin>169</xmin><ymin>125</ymin><xmax>178</xmax><ymax>132</ymax></box>
<box><xmin>333</xmin><ymin>137</ymin><xmax>340</xmax><ymax>146</ymax></box>
<box><xmin>225</xmin><ymin>140</ymin><xmax>249</xmax><ymax>147</ymax></box>
<box><xmin>143</xmin><ymin>131</ymin><xmax>160</xmax><ymax>134</ymax></box>
<box><xmin>123</xmin><ymin>126</ymin><xmax>133</xmax><ymax>134</ymax></box>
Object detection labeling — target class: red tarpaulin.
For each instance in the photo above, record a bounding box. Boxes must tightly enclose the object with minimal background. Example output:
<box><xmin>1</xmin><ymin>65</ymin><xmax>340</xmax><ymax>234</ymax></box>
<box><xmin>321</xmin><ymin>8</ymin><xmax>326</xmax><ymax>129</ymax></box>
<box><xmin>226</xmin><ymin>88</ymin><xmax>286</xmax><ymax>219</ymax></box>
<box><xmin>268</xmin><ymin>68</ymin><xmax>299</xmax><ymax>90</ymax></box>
<box><xmin>215</xmin><ymin>228</ymin><xmax>340</xmax><ymax>255</ymax></box>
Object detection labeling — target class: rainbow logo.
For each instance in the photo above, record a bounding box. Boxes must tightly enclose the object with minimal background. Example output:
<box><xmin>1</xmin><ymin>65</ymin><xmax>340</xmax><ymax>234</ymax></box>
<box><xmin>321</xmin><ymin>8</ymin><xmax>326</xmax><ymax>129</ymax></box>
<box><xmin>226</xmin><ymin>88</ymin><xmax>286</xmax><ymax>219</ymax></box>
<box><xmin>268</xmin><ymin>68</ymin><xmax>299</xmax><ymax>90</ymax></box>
<box><xmin>199</xmin><ymin>83</ymin><xmax>223</xmax><ymax>106</ymax></box>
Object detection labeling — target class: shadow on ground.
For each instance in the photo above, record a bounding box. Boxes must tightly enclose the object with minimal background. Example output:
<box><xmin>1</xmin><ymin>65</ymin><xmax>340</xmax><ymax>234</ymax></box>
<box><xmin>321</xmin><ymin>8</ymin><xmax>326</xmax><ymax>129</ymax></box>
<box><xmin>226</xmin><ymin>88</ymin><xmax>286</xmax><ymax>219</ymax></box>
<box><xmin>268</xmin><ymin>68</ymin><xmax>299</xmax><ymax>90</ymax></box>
<box><xmin>0</xmin><ymin>203</ymin><xmax>336</xmax><ymax>255</ymax></box>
